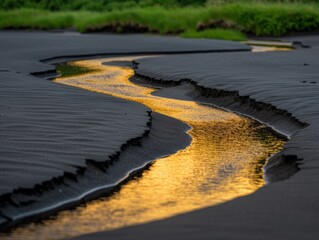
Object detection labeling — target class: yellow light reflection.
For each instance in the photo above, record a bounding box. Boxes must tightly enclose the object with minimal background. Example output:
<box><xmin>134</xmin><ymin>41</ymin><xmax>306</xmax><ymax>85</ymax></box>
<box><xmin>4</xmin><ymin>57</ymin><xmax>286</xmax><ymax>240</ymax></box>
<box><xmin>251</xmin><ymin>45</ymin><xmax>293</xmax><ymax>52</ymax></box>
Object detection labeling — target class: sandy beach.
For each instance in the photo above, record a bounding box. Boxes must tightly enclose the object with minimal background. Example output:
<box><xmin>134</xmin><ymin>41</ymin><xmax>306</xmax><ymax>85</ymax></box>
<box><xmin>74</xmin><ymin>35</ymin><xmax>319</xmax><ymax>240</ymax></box>
<box><xmin>1</xmin><ymin>31</ymin><xmax>318</xmax><ymax>239</ymax></box>
<box><xmin>0</xmin><ymin>31</ymin><xmax>248</xmax><ymax>229</ymax></box>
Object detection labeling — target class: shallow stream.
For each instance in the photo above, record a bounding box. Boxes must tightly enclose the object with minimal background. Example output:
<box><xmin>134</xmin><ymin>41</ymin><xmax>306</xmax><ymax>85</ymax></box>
<box><xmin>4</xmin><ymin>57</ymin><xmax>286</xmax><ymax>240</ymax></box>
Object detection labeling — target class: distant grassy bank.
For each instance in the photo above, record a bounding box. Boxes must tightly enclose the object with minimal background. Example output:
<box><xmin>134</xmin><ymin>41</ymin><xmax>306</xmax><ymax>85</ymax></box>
<box><xmin>1</xmin><ymin>2</ymin><xmax>319</xmax><ymax>40</ymax></box>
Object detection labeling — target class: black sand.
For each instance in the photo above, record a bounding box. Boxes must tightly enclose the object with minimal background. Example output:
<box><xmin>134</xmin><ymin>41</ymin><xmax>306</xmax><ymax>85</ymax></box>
<box><xmin>0</xmin><ymin>31</ymin><xmax>248</xmax><ymax>226</ymax></box>
<box><xmin>74</xmin><ymin>35</ymin><xmax>319</xmax><ymax>239</ymax></box>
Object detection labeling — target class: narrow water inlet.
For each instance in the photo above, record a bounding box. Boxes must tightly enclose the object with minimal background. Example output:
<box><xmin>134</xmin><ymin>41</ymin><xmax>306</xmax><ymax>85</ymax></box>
<box><xmin>4</xmin><ymin>57</ymin><xmax>286</xmax><ymax>240</ymax></box>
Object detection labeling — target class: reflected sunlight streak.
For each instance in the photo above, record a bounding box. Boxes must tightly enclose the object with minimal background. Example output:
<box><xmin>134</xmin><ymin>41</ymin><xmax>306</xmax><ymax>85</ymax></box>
<box><xmin>6</xmin><ymin>57</ymin><xmax>286</xmax><ymax>240</ymax></box>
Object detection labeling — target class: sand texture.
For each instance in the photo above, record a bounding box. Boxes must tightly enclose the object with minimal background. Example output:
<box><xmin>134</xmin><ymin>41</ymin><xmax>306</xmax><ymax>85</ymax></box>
<box><xmin>74</xmin><ymin>35</ymin><xmax>319</xmax><ymax>239</ymax></box>
<box><xmin>0</xmin><ymin>31</ymin><xmax>247</xmax><ymax>226</ymax></box>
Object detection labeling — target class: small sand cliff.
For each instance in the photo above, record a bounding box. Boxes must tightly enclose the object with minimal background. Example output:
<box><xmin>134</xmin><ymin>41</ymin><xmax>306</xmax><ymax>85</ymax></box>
<box><xmin>0</xmin><ymin>31</ymin><xmax>248</xmax><ymax>228</ymax></box>
<box><xmin>74</xmin><ymin>35</ymin><xmax>319</xmax><ymax>240</ymax></box>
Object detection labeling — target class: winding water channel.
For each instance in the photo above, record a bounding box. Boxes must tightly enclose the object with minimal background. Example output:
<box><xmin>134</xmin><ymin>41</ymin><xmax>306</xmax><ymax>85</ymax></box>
<box><xmin>5</xmin><ymin>57</ymin><xmax>286</xmax><ymax>240</ymax></box>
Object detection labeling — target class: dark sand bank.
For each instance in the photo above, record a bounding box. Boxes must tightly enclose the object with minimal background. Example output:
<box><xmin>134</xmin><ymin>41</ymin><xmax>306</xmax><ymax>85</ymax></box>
<box><xmin>0</xmin><ymin>31</ymin><xmax>248</xmax><ymax>227</ymax></box>
<box><xmin>74</xmin><ymin>36</ymin><xmax>319</xmax><ymax>239</ymax></box>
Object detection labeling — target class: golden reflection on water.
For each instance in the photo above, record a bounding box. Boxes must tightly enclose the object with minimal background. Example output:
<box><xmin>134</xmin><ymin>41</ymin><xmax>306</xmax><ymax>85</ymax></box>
<box><xmin>251</xmin><ymin>45</ymin><xmax>293</xmax><ymax>52</ymax></box>
<box><xmin>5</xmin><ymin>57</ymin><xmax>285</xmax><ymax>240</ymax></box>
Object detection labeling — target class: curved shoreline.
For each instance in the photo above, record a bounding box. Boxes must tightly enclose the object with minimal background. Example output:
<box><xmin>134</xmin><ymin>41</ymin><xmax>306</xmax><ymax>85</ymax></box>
<box><xmin>1</xmin><ymin>31</ymin><xmax>318</xmax><ymax>239</ymax></box>
<box><xmin>1</xmin><ymin>52</ymin><xmax>301</xmax><ymax>231</ymax></box>
<box><xmin>0</xmin><ymin>111</ymin><xmax>191</xmax><ymax>230</ymax></box>
<box><xmin>130</xmin><ymin>72</ymin><xmax>306</xmax><ymax>183</ymax></box>
<box><xmin>0</xmin><ymin>31</ymin><xmax>250</xmax><ymax>229</ymax></box>
<box><xmin>1</xmin><ymin>53</ymin><xmax>290</xmax><ymax>232</ymax></box>
<box><xmin>75</xmin><ymin>36</ymin><xmax>319</xmax><ymax>240</ymax></box>
<box><xmin>2</xmin><ymin>57</ymin><xmax>286</xmax><ymax>238</ymax></box>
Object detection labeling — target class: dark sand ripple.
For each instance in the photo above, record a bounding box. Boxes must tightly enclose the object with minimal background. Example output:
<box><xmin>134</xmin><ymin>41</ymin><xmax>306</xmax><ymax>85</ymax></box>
<box><xmin>0</xmin><ymin>31</ymin><xmax>248</xmax><ymax>227</ymax></box>
<box><xmin>76</xmin><ymin>35</ymin><xmax>319</xmax><ymax>240</ymax></box>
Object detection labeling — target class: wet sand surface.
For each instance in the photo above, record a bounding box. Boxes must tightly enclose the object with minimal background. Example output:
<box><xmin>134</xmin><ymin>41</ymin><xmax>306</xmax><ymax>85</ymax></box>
<box><xmin>0</xmin><ymin>31</ymin><xmax>249</xmax><ymax>193</ymax></box>
<box><xmin>0</xmin><ymin>31</ymin><xmax>249</xmax><ymax>227</ymax></box>
<box><xmin>1</xmin><ymin>30</ymin><xmax>318</xmax><ymax>239</ymax></box>
<box><xmin>2</xmin><ymin>58</ymin><xmax>284</xmax><ymax>239</ymax></box>
<box><xmin>74</xmin><ymin>36</ymin><xmax>319</xmax><ymax>240</ymax></box>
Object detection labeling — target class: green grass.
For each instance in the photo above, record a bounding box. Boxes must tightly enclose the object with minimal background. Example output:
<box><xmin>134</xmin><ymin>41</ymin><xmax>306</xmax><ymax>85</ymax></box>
<box><xmin>56</xmin><ymin>63</ymin><xmax>97</xmax><ymax>78</ymax></box>
<box><xmin>0</xmin><ymin>9</ymin><xmax>75</xmax><ymax>29</ymax></box>
<box><xmin>1</xmin><ymin>2</ymin><xmax>319</xmax><ymax>40</ymax></box>
<box><xmin>74</xmin><ymin>7</ymin><xmax>213</xmax><ymax>33</ymax></box>
<box><xmin>0</xmin><ymin>0</ymin><xmax>207</xmax><ymax>11</ymax></box>
<box><xmin>215</xmin><ymin>3</ymin><xmax>319</xmax><ymax>36</ymax></box>
<box><xmin>1</xmin><ymin>0</ymin><xmax>318</xmax><ymax>11</ymax></box>
<box><xmin>181</xmin><ymin>29</ymin><xmax>247</xmax><ymax>41</ymax></box>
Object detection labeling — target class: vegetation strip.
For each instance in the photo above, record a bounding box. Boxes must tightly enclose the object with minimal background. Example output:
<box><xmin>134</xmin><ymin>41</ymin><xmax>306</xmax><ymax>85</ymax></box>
<box><xmin>1</xmin><ymin>1</ymin><xmax>319</xmax><ymax>39</ymax></box>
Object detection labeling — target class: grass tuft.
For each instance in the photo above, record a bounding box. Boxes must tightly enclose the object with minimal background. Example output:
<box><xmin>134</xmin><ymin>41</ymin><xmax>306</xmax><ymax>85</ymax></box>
<box><xmin>56</xmin><ymin>63</ymin><xmax>97</xmax><ymax>78</ymax></box>
<box><xmin>180</xmin><ymin>28</ymin><xmax>247</xmax><ymax>41</ymax></box>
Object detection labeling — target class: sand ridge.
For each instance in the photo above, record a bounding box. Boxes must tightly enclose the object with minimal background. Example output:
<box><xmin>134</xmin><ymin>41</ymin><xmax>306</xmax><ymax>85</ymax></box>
<box><xmin>74</xmin><ymin>35</ymin><xmax>319</xmax><ymax>240</ymax></box>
